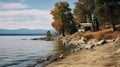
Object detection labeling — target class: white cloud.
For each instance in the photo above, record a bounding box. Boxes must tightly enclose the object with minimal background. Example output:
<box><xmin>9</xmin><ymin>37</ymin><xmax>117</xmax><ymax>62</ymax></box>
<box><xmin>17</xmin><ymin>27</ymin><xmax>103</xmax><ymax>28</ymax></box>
<box><xmin>0</xmin><ymin>9</ymin><xmax>51</xmax><ymax>17</ymax></box>
<box><xmin>0</xmin><ymin>3</ymin><xmax>28</xmax><ymax>9</ymax></box>
<box><xmin>0</xmin><ymin>9</ymin><xmax>54</xmax><ymax>30</ymax></box>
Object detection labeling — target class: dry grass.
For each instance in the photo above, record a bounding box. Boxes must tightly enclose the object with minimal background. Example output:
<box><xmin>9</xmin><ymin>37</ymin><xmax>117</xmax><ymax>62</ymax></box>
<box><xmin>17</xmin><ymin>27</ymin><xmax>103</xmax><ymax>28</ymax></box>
<box><xmin>71</xmin><ymin>29</ymin><xmax>120</xmax><ymax>41</ymax></box>
<box><xmin>70</xmin><ymin>32</ymin><xmax>84</xmax><ymax>39</ymax></box>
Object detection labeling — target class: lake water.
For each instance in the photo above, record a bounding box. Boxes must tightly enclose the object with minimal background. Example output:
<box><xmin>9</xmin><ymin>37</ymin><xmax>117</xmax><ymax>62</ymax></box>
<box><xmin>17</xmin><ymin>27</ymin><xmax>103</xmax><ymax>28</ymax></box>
<box><xmin>0</xmin><ymin>36</ymin><xmax>64</xmax><ymax>67</ymax></box>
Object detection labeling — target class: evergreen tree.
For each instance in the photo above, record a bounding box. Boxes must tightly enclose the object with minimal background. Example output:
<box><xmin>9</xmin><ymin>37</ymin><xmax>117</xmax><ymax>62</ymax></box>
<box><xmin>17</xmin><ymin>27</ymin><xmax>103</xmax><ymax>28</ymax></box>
<box><xmin>74</xmin><ymin>0</ymin><xmax>95</xmax><ymax>23</ymax></box>
<box><xmin>94</xmin><ymin>0</ymin><xmax>120</xmax><ymax>31</ymax></box>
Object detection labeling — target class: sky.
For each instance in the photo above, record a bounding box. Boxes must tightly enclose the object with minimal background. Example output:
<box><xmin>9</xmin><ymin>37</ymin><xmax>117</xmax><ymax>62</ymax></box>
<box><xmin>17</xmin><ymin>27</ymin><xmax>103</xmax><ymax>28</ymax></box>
<box><xmin>0</xmin><ymin>0</ymin><xmax>77</xmax><ymax>30</ymax></box>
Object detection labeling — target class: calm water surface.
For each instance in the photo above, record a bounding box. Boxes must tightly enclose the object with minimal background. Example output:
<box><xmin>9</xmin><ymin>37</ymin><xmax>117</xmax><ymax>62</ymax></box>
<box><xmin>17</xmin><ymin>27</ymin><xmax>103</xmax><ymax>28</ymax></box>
<box><xmin>0</xmin><ymin>36</ymin><xmax>64</xmax><ymax>67</ymax></box>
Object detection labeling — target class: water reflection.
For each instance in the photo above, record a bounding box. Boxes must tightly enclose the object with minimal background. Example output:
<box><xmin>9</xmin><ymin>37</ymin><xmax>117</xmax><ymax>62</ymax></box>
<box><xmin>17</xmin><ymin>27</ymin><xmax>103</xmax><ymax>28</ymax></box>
<box><xmin>54</xmin><ymin>41</ymin><xmax>66</xmax><ymax>54</ymax></box>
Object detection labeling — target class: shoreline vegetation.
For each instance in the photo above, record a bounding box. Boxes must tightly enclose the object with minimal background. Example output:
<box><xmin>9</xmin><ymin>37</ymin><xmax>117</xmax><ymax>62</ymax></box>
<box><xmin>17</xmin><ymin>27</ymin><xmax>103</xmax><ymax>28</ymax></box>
<box><xmin>29</xmin><ymin>28</ymin><xmax>120</xmax><ymax>67</ymax></box>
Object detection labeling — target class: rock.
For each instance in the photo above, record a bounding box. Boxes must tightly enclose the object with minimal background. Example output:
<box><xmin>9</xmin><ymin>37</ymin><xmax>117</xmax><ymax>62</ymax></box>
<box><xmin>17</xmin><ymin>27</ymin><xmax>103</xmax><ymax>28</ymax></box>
<box><xmin>115</xmin><ymin>37</ymin><xmax>120</xmax><ymax>43</ymax></box>
<box><xmin>71</xmin><ymin>49</ymin><xmax>78</xmax><ymax>53</ymax></box>
<box><xmin>63</xmin><ymin>40</ymin><xmax>70</xmax><ymax>45</ymax></box>
<box><xmin>69</xmin><ymin>41</ymin><xmax>79</xmax><ymax>46</ymax></box>
<box><xmin>85</xmin><ymin>44</ymin><xmax>94</xmax><ymax>49</ymax></box>
<box><xmin>71</xmin><ymin>48</ymin><xmax>82</xmax><ymax>53</ymax></box>
<box><xmin>43</xmin><ymin>57</ymin><xmax>49</xmax><ymax>61</ymax></box>
<box><xmin>99</xmin><ymin>40</ymin><xmax>107</xmax><ymax>45</ymax></box>
<box><xmin>94</xmin><ymin>40</ymin><xmax>107</xmax><ymax>46</ymax></box>
<box><xmin>59</xmin><ymin>54</ymin><xmax>64</xmax><ymax>59</ymax></box>
<box><xmin>76</xmin><ymin>48</ymin><xmax>82</xmax><ymax>51</ymax></box>
<box><xmin>87</xmin><ymin>39</ymin><xmax>97</xmax><ymax>45</ymax></box>
<box><xmin>37</xmin><ymin>59</ymin><xmax>44</xmax><ymax>63</ymax></box>
<box><xmin>107</xmin><ymin>39</ymin><xmax>115</xmax><ymax>43</ymax></box>
<box><xmin>68</xmin><ymin>41</ymin><xmax>75</xmax><ymax>45</ymax></box>
<box><xmin>74</xmin><ymin>49</ymin><xmax>78</xmax><ymax>53</ymax></box>
<box><xmin>116</xmin><ymin>49</ymin><xmax>120</xmax><ymax>53</ymax></box>
<box><xmin>94</xmin><ymin>43</ymin><xmax>100</xmax><ymax>46</ymax></box>
<box><xmin>78</xmin><ymin>37</ymin><xmax>87</xmax><ymax>44</ymax></box>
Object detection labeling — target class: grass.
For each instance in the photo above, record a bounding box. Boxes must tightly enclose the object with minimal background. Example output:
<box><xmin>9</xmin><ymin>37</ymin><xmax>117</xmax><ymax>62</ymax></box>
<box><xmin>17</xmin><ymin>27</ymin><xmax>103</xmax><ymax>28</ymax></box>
<box><xmin>71</xmin><ymin>29</ymin><xmax>120</xmax><ymax>41</ymax></box>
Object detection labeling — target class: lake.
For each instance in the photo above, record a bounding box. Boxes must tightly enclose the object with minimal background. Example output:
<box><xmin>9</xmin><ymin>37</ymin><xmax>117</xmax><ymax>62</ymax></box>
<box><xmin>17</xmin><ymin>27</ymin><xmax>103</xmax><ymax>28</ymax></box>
<box><xmin>0</xmin><ymin>36</ymin><xmax>64</xmax><ymax>67</ymax></box>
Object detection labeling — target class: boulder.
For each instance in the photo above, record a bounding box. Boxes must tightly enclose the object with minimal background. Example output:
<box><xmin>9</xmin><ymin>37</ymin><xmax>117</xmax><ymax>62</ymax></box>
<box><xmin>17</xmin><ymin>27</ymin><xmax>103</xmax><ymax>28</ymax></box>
<box><xmin>43</xmin><ymin>57</ymin><xmax>48</xmax><ymax>60</ymax></box>
<box><xmin>71</xmin><ymin>47</ymin><xmax>82</xmax><ymax>53</ymax></box>
<box><xmin>115</xmin><ymin>37</ymin><xmax>120</xmax><ymax>43</ymax></box>
<box><xmin>85</xmin><ymin>44</ymin><xmax>94</xmax><ymax>49</ymax></box>
<box><xmin>68</xmin><ymin>41</ymin><xmax>76</xmax><ymax>45</ymax></box>
<box><xmin>59</xmin><ymin>54</ymin><xmax>65</xmax><ymax>59</ymax></box>
<box><xmin>107</xmin><ymin>39</ymin><xmax>115</xmax><ymax>43</ymax></box>
<box><xmin>78</xmin><ymin>37</ymin><xmax>87</xmax><ymax>44</ymax></box>
<box><xmin>94</xmin><ymin>40</ymin><xmax>107</xmax><ymax>46</ymax></box>
<box><xmin>71</xmin><ymin>49</ymin><xmax>78</xmax><ymax>53</ymax></box>
<box><xmin>63</xmin><ymin>40</ymin><xmax>69</xmax><ymax>45</ymax></box>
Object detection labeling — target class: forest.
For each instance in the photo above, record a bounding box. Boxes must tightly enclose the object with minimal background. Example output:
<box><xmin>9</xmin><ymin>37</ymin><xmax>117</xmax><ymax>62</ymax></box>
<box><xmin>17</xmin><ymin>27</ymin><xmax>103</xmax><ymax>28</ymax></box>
<box><xmin>50</xmin><ymin>0</ymin><xmax>120</xmax><ymax>36</ymax></box>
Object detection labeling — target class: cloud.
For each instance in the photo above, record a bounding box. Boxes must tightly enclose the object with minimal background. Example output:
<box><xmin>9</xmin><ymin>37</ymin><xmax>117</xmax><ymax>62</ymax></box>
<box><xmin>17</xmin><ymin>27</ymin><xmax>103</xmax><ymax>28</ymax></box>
<box><xmin>0</xmin><ymin>3</ymin><xmax>28</xmax><ymax>9</ymax></box>
<box><xmin>0</xmin><ymin>9</ymin><xmax>51</xmax><ymax>17</ymax></box>
<box><xmin>0</xmin><ymin>9</ymin><xmax>53</xmax><ymax>30</ymax></box>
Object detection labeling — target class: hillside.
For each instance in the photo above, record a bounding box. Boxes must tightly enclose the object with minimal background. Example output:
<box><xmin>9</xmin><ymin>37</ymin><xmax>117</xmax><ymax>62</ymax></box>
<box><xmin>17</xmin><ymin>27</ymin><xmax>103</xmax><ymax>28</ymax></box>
<box><xmin>0</xmin><ymin>29</ymin><xmax>56</xmax><ymax>35</ymax></box>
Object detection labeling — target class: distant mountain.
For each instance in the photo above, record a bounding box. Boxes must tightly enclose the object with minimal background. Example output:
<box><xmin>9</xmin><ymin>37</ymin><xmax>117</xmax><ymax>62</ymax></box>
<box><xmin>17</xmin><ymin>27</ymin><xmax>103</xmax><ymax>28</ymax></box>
<box><xmin>0</xmin><ymin>29</ymin><xmax>56</xmax><ymax>35</ymax></box>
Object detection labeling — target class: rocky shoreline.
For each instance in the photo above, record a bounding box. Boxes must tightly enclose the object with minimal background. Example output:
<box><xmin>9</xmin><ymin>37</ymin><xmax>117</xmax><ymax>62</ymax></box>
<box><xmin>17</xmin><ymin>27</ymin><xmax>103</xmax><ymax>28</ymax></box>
<box><xmin>27</xmin><ymin>35</ymin><xmax>120</xmax><ymax>67</ymax></box>
<box><xmin>28</xmin><ymin>29</ymin><xmax>120</xmax><ymax>67</ymax></box>
<box><xmin>46</xmin><ymin>34</ymin><xmax>120</xmax><ymax>67</ymax></box>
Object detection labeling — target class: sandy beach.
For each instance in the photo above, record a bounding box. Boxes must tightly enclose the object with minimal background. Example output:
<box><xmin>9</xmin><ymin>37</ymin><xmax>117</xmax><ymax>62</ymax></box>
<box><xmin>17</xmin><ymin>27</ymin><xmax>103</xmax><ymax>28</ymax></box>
<box><xmin>47</xmin><ymin>40</ymin><xmax>120</xmax><ymax>67</ymax></box>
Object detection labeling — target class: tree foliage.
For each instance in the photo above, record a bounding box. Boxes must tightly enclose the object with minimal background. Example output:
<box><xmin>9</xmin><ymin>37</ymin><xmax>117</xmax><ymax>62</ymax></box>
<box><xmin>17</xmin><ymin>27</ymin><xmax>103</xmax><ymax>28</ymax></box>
<box><xmin>74</xmin><ymin>0</ymin><xmax>94</xmax><ymax>23</ymax></box>
<box><xmin>51</xmin><ymin>1</ymin><xmax>76</xmax><ymax>36</ymax></box>
<box><xmin>74</xmin><ymin>0</ymin><xmax>120</xmax><ymax>31</ymax></box>
<box><xmin>50</xmin><ymin>0</ymin><xmax>120</xmax><ymax>35</ymax></box>
<box><xmin>94</xmin><ymin>0</ymin><xmax>120</xmax><ymax>31</ymax></box>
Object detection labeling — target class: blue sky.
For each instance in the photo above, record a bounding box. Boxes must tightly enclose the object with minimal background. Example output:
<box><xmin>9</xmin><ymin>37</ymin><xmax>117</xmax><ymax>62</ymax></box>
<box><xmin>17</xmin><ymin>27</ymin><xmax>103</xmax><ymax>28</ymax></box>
<box><xmin>0</xmin><ymin>0</ymin><xmax>77</xmax><ymax>30</ymax></box>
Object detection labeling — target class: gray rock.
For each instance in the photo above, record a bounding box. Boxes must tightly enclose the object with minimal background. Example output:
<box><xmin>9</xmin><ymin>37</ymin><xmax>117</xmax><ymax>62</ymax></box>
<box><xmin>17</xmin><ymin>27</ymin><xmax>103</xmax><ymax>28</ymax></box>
<box><xmin>85</xmin><ymin>44</ymin><xmax>94</xmax><ymax>49</ymax></box>
<box><xmin>59</xmin><ymin>54</ymin><xmax>64</xmax><ymax>59</ymax></box>
<box><xmin>37</xmin><ymin>59</ymin><xmax>44</xmax><ymax>63</ymax></box>
<box><xmin>71</xmin><ymin>49</ymin><xmax>78</xmax><ymax>53</ymax></box>
<box><xmin>43</xmin><ymin>57</ymin><xmax>49</xmax><ymax>61</ymax></box>
<box><xmin>71</xmin><ymin>47</ymin><xmax>82</xmax><ymax>53</ymax></box>
<box><xmin>94</xmin><ymin>43</ymin><xmax>100</xmax><ymax>46</ymax></box>
<box><xmin>94</xmin><ymin>40</ymin><xmax>107</xmax><ymax>46</ymax></box>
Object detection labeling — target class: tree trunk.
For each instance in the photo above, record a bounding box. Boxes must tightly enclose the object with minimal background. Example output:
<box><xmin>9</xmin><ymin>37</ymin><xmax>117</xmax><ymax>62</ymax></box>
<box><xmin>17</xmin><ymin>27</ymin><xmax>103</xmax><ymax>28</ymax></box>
<box><xmin>62</xmin><ymin>25</ymin><xmax>65</xmax><ymax>37</ymax></box>
<box><xmin>95</xmin><ymin>18</ymin><xmax>99</xmax><ymax>30</ymax></box>
<box><xmin>110</xmin><ymin>5</ymin><xmax>116</xmax><ymax>31</ymax></box>
<box><xmin>111</xmin><ymin>20</ymin><xmax>116</xmax><ymax>31</ymax></box>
